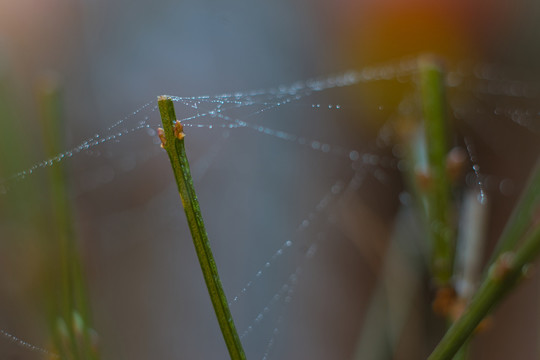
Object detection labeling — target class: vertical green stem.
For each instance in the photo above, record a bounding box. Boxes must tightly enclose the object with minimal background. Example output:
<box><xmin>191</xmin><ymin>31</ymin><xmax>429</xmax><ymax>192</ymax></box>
<box><xmin>488</xmin><ymin>158</ymin><xmax>540</xmax><ymax>264</ymax></box>
<box><xmin>0</xmin><ymin>51</ymin><xmax>36</xmax><ymax>217</ymax></box>
<box><xmin>429</xmin><ymin>153</ymin><xmax>540</xmax><ymax>359</ymax></box>
<box><xmin>38</xmin><ymin>75</ymin><xmax>98</xmax><ymax>360</ymax></box>
<box><xmin>157</xmin><ymin>95</ymin><xmax>246</xmax><ymax>360</ymax></box>
<box><xmin>418</xmin><ymin>56</ymin><xmax>454</xmax><ymax>286</ymax></box>
<box><xmin>428</xmin><ymin>224</ymin><xmax>540</xmax><ymax>360</ymax></box>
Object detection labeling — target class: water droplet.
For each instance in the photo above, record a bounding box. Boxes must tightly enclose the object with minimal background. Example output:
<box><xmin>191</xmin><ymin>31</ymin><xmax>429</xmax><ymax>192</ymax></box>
<box><xmin>285</xmin><ymin>240</ymin><xmax>292</xmax><ymax>247</ymax></box>
<box><xmin>374</xmin><ymin>169</ymin><xmax>387</xmax><ymax>183</ymax></box>
<box><xmin>306</xmin><ymin>244</ymin><xmax>318</xmax><ymax>258</ymax></box>
<box><xmin>349</xmin><ymin>150</ymin><xmax>360</xmax><ymax>161</ymax></box>
<box><xmin>477</xmin><ymin>192</ymin><xmax>487</xmax><ymax>204</ymax></box>
<box><xmin>446</xmin><ymin>72</ymin><xmax>462</xmax><ymax>87</ymax></box>
<box><xmin>397</xmin><ymin>159</ymin><xmax>408</xmax><ymax>172</ymax></box>
<box><xmin>522</xmin><ymin>264</ymin><xmax>531</xmax><ymax>277</ymax></box>
<box><xmin>499</xmin><ymin>179</ymin><xmax>514</xmax><ymax>196</ymax></box>
<box><xmin>399</xmin><ymin>192</ymin><xmax>411</xmax><ymax>205</ymax></box>
<box><xmin>392</xmin><ymin>144</ymin><xmax>405</xmax><ymax>158</ymax></box>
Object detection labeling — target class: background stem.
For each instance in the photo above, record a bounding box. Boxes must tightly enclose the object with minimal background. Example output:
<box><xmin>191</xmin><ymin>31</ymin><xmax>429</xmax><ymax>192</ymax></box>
<box><xmin>38</xmin><ymin>74</ymin><xmax>98</xmax><ymax>360</ymax></box>
<box><xmin>418</xmin><ymin>56</ymin><xmax>454</xmax><ymax>286</ymax></box>
<box><xmin>428</xmin><ymin>196</ymin><xmax>540</xmax><ymax>360</ymax></box>
<box><xmin>488</xmin><ymin>158</ymin><xmax>540</xmax><ymax>263</ymax></box>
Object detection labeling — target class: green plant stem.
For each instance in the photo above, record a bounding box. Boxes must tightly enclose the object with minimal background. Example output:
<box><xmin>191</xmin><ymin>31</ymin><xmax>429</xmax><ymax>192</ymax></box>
<box><xmin>418</xmin><ymin>56</ymin><xmax>454</xmax><ymax>286</ymax></box>
<box><xmin>157</xmin><ymin>95</ymin><xmax>246</xmax><ymax>360</ymax></box>
<box><xmin>452</xmin><ymin>341</ymin><xmax>469</xmax><ymax>360</ymax></box>
<box><xmin>38</xmin><ymin>76</ymin><xmax>98</xmax><ymax>360</ymax></box>
<box><xmin>0</xmin><ymin>51</ymin><xmax>36</xmax><ymax>217</ymax></box>
<box><xmin>428</xmin><ymin>224</ymin><xmax>540</xmax><ymax>360</ymax></box>
<box><xmin>488</xmin><ymin>158</ymin><xmax>540</xmax><ymax>264</ymax></box>
<box><xmin>429</xmin><ymin>158</ymin><xmax>540</xmax><ymax>360</ymax></box>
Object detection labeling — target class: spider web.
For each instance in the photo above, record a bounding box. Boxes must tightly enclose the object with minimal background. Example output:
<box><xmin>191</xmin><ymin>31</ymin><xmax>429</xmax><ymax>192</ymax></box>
<box><xmin>0</xmin><ymin>57</ymin><xmax>538</xmax><ymax>360</ymax></box>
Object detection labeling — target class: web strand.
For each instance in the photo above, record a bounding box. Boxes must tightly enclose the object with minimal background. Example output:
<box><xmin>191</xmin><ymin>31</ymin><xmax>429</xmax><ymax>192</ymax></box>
<box><xmin>0</xmin><ymin>329</ymin><xmax>58</xmax><ymax>358</ymax></box>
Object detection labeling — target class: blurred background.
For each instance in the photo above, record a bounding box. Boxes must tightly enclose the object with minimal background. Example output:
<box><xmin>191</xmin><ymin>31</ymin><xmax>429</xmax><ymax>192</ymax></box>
<box><xmin>1</xmin><ymin>0</ymin><xmax>540</xmax><ymax>359</ymax></box>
